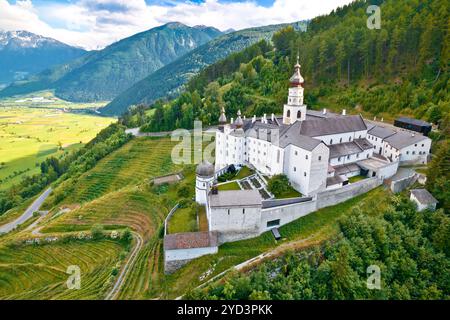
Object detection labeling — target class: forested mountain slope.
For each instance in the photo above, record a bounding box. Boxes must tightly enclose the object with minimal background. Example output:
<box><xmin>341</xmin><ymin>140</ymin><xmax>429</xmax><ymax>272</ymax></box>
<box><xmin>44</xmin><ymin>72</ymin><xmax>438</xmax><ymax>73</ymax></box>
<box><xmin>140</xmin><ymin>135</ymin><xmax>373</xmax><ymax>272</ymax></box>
<box><xmin>101</xmin><ymin>22</ymin><xmax>307</xmax><ymax>115</ymax></box>
<box><xmin>0</xmin><ymin>23</ymin><xmax>222</xmax><ymax>102</ymax></box>
<box><xmin>124</xmin><ymin>0</ymin><xmax>448</xmax><ymax>132</ymax></box>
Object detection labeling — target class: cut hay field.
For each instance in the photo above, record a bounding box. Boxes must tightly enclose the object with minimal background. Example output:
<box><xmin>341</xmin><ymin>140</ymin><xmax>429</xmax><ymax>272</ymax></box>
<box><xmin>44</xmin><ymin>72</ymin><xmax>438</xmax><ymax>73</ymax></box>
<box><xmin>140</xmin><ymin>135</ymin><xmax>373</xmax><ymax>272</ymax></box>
<box><xmin>0</xmin><ymin>90</ymin><xmax>108</xmax><ymax>110</ymax></box>
<box><xmin>0</xmin><ymin>106</ymin><xmax>114</xmax><ymax>189</ymax></box>
<box><xmin>0</xmin><ymin>240</ymin><xmax>126</xmax><ymax>300</ymax></box>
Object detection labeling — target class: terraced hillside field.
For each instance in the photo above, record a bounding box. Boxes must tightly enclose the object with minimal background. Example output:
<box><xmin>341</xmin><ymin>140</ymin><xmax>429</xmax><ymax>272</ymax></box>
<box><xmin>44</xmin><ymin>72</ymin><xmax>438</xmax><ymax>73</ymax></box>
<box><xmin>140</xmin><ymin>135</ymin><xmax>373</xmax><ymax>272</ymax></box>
<box><xmin>42</xmin><ymin>186</ymin><xmax>171</xmax><ymax>240</ymax></box>
<box><xmin>0</xmin><ymin>240</ymin><xmax>126</xmax><ymax>300</ymax></box>
<box><xmin>45</xmin><ymin>137</ymin><xmax>186</xmax><ymax>206</ymax></box>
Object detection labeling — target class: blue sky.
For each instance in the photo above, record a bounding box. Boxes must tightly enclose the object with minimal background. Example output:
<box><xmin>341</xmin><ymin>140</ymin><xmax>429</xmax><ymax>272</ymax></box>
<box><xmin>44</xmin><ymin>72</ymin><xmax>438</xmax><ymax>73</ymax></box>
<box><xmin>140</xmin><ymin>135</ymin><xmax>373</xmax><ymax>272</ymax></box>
<box><xmin>1</xmin><ymin>0</ymin><xmax>353</xmax><ymax>49</ymax></box>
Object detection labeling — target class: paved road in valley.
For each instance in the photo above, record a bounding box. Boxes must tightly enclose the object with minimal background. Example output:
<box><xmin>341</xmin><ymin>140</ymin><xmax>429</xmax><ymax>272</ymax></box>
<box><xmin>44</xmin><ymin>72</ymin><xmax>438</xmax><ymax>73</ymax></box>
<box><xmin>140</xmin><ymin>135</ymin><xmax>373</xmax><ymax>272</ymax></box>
<box><xmin>125</xmin><ymin>126</ymin><xmax>217</xmax><ymax>138</ymax></box>
<box><xmin>0</xmin><ymin>187</ymin><xmax>52</xmax><ymax>234</ymax></box>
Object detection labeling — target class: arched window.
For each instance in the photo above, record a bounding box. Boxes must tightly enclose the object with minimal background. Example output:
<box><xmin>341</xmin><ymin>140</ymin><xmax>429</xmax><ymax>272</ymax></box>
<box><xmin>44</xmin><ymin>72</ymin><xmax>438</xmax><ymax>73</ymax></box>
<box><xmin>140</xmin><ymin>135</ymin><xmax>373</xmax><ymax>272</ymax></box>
<box><xmin>297</xmin><ymin>111</ymin><xmax>301</xmax><ymax>118</ymax></box>
<box><xmin>287</xmin><ymin>110</ymin><xmax>291</xmax><ymax>117</ymax></box>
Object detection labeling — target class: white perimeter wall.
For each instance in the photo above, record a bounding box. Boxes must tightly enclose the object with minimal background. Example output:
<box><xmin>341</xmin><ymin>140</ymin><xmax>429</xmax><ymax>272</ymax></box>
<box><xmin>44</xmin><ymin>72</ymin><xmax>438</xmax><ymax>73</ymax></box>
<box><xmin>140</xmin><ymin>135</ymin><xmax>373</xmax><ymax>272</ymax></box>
<box><xmin>165</xmin><ymin>246</ymin><xmax>218</xmax><ymax>262</ymax></box>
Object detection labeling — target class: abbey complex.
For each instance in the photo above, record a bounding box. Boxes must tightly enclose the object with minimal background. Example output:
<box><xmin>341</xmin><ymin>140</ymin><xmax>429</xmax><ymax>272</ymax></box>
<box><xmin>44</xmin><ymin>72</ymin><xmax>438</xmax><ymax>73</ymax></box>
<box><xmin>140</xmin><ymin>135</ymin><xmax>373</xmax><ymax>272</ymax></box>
<box><xmin>164</xmin><ymin>62</ymin><xmax>432</xmax><ymax>273</ymax></box>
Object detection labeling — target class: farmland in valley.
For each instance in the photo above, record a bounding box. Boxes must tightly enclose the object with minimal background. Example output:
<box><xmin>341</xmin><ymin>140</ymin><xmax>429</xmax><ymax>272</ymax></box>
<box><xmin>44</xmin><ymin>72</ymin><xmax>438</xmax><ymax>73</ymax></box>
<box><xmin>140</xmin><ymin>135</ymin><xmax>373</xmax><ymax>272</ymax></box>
<box><xmin>0</xmin><ymin>93</ymin><xmax>114</xmax><ymax>189</ymax></box>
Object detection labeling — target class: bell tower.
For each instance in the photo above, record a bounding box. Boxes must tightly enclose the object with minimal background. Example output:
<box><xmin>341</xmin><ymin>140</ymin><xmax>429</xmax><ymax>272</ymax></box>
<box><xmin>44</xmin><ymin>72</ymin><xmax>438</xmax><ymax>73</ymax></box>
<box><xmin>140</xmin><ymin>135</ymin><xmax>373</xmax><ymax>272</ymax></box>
<box><xmin>283</xmin><ymin>57</ymin><xmax>307</xmax><ymax>125</ymax></box>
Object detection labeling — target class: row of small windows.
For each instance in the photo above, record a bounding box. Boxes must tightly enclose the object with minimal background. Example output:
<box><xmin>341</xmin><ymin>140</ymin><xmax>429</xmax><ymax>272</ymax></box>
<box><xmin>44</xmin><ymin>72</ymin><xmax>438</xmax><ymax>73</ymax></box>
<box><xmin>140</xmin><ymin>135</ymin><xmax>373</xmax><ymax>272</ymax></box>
<box><xmin>293</xmin><ymin>167</ymin><xmax>307</xmax><ymax>177</ymax></box>
<box><xmin>329</xmin><ymin>136</ymin><xmax>361</xmax><ymax>145</ymax></box>
<box><xmin>293</xmin><ymin>151</ymin><xmax>321</xmax><ymax>161</ymax></box>
<box><xmin>337</xmin><ymin>153</ymin><xmax>369</xmax><ymax>162</ymax></box>
<box><xmin>227</xmin><ymin>209</ymin><xmax>246</xmax><ymax>215</ymax></box>
<box><xmin>286</xmin><ymin>110</ymin><xmax>302</xmax><ymax>118</ymax></box>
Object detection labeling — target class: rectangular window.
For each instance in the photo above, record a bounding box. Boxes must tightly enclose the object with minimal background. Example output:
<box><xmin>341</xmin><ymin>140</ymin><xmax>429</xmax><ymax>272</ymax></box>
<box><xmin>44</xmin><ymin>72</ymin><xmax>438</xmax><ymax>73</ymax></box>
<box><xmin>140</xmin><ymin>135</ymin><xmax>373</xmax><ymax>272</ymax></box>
<box><xmin>318</xmin><ymin>156</ymin><xmax>322</xmax><ymax>161</ymax></box>
<box><xmin>304</xmin><ymin>172</ymin><xmax>307</xmax><ymax>177</ymax></box>
<box><xmin>306</xmin><ymin>155</ymin><xmax>309</xmax><ymax>160</ymax></box>
<box><xmin>243</xmin><ymin>209</ymin><xmax>245</xmax><ymax>214</ymax></box>
<box><xmin>267</xmin><ymin>219</ymin><xmax>280</xmax><ymax>228</ymax></box>
<box><xmin>294</xmin><ymin>167</ymin><xmax>297</xmax><ymax>172</ymax></box>
<box><xmin>277</xmin><ymin>150</ymin><xmax>281</xmax><ymax>163</ymax></box>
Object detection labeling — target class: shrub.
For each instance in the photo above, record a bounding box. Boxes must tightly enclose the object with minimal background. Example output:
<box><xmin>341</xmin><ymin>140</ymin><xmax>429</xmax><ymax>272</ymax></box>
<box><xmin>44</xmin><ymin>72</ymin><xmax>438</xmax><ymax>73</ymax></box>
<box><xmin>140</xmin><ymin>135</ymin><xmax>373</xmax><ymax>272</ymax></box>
<box><xmin>91</xmin><ymin>224</ymin><xmax>104</xmax><ymax>240</ymax></box>
<box><xmin>179</xmin><ymin>198</ymin><xmax>193</xmax><ymax>209</ymax></box>
<box><xmin>177</xmin><ymin>185</ymin><xmax>191</xmax><ymax>198</ymax></box>
<box><xmin>121</xmin><ymin>228</ymin><xmax>133</xmax><ymax>244</ymax></box>
<box><xmin>268</xmin><ymin>174</ymin><xmax>290</xmax><ymax>197</ymax></box>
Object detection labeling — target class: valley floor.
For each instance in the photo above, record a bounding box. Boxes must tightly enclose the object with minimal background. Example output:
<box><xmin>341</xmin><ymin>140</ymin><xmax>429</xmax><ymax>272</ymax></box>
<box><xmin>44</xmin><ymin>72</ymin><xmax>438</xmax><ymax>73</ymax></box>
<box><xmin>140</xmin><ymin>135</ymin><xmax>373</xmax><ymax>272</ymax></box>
<box><xmin>0</xmin><ymin>95</ymin><xmax>114</xmax><ymax>189</ymax></box>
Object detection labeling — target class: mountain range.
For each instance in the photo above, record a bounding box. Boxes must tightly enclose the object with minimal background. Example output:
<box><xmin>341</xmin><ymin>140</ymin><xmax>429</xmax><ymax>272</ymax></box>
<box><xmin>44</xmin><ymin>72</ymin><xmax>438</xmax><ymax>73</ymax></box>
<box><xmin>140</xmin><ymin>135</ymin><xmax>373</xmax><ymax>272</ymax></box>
<box><xmin>0</xmin><ymin>30</ymin><xmax>86</xmax><ymax>89</ymax></box>
<box><xmin>100</xmin><ymin>21</ymin><xmax>307</xmax><ymax>115</ymax></box>
<box><xmin>0</xmin><ymin>23</ymin><xmax>222</xmax><ymax>101</ymax></box>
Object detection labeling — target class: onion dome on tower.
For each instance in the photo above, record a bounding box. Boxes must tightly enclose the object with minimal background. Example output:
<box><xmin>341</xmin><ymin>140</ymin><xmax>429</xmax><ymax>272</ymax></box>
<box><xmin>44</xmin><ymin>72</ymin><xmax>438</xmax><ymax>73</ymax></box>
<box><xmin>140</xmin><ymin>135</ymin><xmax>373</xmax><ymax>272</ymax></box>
<box><xmin>235</xmin><ymin>109</ymin><xmax>244</xmax><ymax>129</ymax></box>
<box><xmin>218</xmin><ymin>106</ymin><xmax>227</xmax><ymax>125</ymax></box>
<box><xmin>196</xmin><ymin>160</ymin><xmax>215</xmax><ymax>178</ymax></box>
<box><xmin>290</xmin><ymin>56</ymin><xmax>304</xmax><ymax>87</ymax></box>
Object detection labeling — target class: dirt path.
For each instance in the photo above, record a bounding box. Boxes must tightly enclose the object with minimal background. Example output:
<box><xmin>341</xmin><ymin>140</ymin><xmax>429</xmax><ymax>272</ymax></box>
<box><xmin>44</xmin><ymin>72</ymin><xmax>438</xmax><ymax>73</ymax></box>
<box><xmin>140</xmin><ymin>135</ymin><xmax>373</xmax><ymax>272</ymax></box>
<box><xmin>105</xmin><ymin>232</ymin><xmax>143</xmax><ymax>300</ymax></box>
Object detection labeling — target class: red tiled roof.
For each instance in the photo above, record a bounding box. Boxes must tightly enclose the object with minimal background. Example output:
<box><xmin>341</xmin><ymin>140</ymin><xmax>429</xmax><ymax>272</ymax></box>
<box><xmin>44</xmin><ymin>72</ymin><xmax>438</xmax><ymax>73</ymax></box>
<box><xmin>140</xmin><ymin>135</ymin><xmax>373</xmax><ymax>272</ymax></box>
<box><xmin>164</xmin><ymin>231</ymin><xmax>218</xmax><ymax>250</ymax></box>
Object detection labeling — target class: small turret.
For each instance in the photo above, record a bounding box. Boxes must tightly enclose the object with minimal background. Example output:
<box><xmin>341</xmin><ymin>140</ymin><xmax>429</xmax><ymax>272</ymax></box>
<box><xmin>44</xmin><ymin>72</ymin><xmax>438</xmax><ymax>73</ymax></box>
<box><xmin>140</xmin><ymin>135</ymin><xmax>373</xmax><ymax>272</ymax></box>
<box><xmin>218</xmin><ymin>106</ymin><xmax>227</xmax><ymax>125</ymax></box>
<box><xmin>195</xmin><ymin>160</ymin><xmax>215</xmax><ymax>205</ymax></box>
<box><xmin>235</xmin><ymin>110</ymin><xmax>244</xmax><ymax>129</ymax></box>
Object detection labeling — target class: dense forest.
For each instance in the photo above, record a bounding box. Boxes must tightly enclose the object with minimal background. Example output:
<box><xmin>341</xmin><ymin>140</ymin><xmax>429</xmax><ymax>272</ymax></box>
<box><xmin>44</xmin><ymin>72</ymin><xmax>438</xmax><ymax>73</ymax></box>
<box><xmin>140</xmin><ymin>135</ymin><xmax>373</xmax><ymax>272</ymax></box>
<box><xmin>0</xmin><ymin>124</ymin><xmax>132</xmax><ymax>216</ymax></box>
<box><xmin>102</xmin><ymin>22</ymin><xmax>307</xmax><ymax>115</ymax></box>
<box><xmin>187</xmin><ymin>195</ymin><xmax>450</xmax><ymax>299</ymax></box>
<box><xmin>121</xmin><ymin>0</ymin><xmax>448</xmax><ymax>131</ymax></box>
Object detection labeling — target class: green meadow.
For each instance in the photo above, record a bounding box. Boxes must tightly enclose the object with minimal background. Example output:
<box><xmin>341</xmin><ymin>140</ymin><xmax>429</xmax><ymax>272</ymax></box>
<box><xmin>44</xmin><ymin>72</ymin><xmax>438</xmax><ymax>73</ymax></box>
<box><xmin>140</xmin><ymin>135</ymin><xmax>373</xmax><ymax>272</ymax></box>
<box><xmin>0</xmin><ymin>94</ymin><xmax>114</xmax><ymax>189</ymax></box>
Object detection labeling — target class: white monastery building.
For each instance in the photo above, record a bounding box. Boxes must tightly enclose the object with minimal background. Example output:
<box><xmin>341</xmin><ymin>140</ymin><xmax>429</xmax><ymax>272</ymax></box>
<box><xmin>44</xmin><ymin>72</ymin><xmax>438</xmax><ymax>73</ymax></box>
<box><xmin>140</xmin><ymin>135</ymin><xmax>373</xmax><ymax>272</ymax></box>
<box><xmin>214</xmin><ymin>61</ymin><xmax>430</xmax><ymax>197</ymax></box>
<box><xmin>164</xmin><ymin>61</ymin><xmax>434</xmax><ymax>272</ymax></box>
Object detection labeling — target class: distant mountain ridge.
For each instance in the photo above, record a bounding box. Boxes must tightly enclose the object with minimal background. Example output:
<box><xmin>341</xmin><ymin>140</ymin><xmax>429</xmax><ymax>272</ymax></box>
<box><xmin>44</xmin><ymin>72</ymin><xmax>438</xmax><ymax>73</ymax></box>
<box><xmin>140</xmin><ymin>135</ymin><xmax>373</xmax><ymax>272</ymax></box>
<box><xmin>101</xmin><ymin>21</ymin><xmax>307</xmax><ymax>115</ymax></box>
<box><xmin>0</xmin><ymin>23</ymin><xmax>222</xmax><ymax>102</ymax></box>
<box><xmin>0</xmin><ymin>30</ymin><xmax>86</xmax><ymax>87</ymax></box>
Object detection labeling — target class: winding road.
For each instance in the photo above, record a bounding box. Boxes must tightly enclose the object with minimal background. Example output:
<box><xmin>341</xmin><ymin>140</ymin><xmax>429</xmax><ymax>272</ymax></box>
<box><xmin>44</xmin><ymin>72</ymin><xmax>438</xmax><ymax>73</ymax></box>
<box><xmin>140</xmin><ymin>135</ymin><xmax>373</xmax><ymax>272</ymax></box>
<box><xmin>0</xmin><ymin>187</ymin><xmax>52</xmax><ymax>234</ymax></box>
<box><xmin>105</xmin><ymin>232</ymin><xmax>143</xmax><ymax>300</ymax></box>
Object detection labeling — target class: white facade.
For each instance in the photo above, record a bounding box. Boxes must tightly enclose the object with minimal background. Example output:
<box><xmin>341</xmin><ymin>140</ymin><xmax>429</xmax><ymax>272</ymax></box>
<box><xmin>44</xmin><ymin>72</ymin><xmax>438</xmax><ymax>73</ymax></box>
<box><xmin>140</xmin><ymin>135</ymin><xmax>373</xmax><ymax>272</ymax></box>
<box><xmin>368</xmin><ymin>127</ymin><xmax>432</xmax><ymax>165</ymax></box>
<box><xmin>195</xmin><ymin>175</ymin><xmax>213</xmax><ymax>205</ymax></box>
<box><xmin>283</xmin><ymin>143</ymin><xmax>329</xmax><ymax>195</ymax></box>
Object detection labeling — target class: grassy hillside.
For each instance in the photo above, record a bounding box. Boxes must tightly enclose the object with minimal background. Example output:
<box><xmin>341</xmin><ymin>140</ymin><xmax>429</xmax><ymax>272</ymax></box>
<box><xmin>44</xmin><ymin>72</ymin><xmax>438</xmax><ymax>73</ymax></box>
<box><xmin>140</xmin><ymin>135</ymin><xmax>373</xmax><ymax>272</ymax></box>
<box><xmin>42</xmin><ymin>187</ymin><xmax>168</xmax><ymax>241</ymax></box>
<box><xmin>0</xmin><ymin>23</ymin><xmax>222</xmax><ymax>102</ymax></box>
<box><xmin>43</xmin><ymin>137</ymin><xmax>184</xmax><ymax>207</ymax></box>
<box><xmin>0</xmin><ymin>240</ymin><xmax>126</xmax><ymax>300</ymax></box>
<box><xmin>101</xmin><ymin>22</ymin><xmax>307</xmax><ymax>116</ymax></box>
<box><xmin>0</xmin><ymin>135</ymin><xmax>193</xmax><ymax>299</ymax></box>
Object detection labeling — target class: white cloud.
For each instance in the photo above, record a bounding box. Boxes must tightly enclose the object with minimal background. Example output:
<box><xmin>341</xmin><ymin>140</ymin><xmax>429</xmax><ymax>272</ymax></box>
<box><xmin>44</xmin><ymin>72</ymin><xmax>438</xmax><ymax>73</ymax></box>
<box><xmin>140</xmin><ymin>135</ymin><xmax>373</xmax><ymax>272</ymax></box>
<box><xmin>0</xmin><ymin>0</ymin><xmax>354</xmax><ymax>50</ymax></box>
